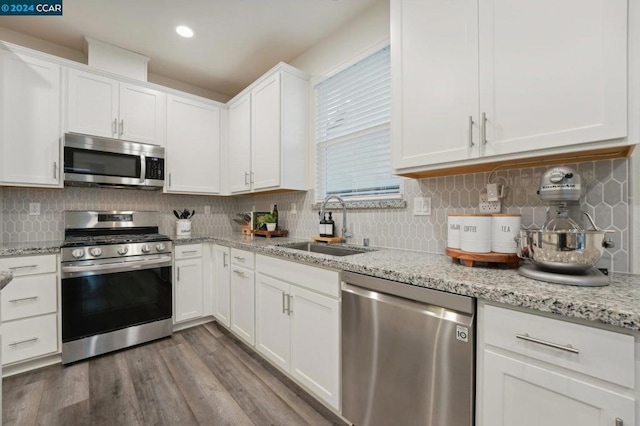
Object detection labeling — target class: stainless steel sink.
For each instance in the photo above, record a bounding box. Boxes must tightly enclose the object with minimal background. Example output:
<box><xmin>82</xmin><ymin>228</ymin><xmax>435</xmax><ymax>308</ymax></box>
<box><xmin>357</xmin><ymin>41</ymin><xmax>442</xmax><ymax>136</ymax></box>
<box><xmin>280</xmin><ymin>242</ymin><xmax>373</xmax><ymax>257</ymax></box>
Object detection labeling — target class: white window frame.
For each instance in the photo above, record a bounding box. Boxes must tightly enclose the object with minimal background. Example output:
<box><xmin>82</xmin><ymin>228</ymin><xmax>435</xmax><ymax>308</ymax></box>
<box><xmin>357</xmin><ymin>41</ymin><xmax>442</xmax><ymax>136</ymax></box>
<box><xmin>311</xmin><ymin>40</ymin><xmax>402</xmax><ymax>203</ymax></box>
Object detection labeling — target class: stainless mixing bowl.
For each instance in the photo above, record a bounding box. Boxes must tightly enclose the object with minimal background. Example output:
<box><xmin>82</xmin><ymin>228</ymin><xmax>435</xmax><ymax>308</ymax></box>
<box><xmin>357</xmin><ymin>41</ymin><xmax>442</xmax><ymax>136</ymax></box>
<box><xmin>516</xmin><ymin>229</ymin><xmax>615</xmax><ymax>273</ymax></box>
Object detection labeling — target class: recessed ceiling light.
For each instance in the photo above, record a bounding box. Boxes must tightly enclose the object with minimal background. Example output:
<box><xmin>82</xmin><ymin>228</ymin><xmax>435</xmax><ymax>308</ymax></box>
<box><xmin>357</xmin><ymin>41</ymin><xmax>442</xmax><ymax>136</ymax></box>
<box><xmin>176</xmin><ymin>25</ymin><xmax>194</xmax><ymax>38</ymax></box>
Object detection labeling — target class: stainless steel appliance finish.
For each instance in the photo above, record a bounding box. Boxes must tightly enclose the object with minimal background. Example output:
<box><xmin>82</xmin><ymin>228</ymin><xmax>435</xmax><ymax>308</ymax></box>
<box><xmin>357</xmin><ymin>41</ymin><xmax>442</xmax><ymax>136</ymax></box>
<box><xmin>516</xmin><ymin>166</ymin><xmax>614</xmax><ymax>286</ymax></box>
<box><xmin>517</xmin><ymin>229</ymin><xmax>614</xmax><ymax>273</ymax></box>
<box><xmin>61</xmin><ymin>210</ymin><xmax>172</xmax><ymax>364</ymax></box>
<box><xmin>278</xmin><ymin>241</ymin><xmax>373</xmax><ymax>257</ymax></box>
<box><xmin>62</xmin><ymin>316</ymin><xmax>173</xmax><ymax>365</ymax></box>
<box><xmin>342</xmin><ymin>271</ymin><xmax>475</xmax><ymax>426</ymax></box>
<box><xmin>64</xmin><ymin>133</ymin><xmax>165</xmax><ymax>189</ymax></box>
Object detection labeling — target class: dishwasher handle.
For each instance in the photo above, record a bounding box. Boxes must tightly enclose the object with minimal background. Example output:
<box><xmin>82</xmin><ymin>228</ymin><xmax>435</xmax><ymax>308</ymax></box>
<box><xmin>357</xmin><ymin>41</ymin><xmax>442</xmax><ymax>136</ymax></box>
<box><xmin>341</xmin><ymin>271</ymin><xmax>475</xmax><ymax>315</ymax></box>
<box><xmin>342</xmin><ymin>282</ymin><xmax>474</xmax><ymax>328</ymax></box>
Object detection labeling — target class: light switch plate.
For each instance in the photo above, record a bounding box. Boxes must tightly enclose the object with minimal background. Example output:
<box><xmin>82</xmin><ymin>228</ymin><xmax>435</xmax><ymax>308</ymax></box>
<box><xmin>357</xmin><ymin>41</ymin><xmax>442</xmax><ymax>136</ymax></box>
<box><xmin>413</xmin><ymin>197</ymin><xmax>431</xmax><ymax>216</ymax></box>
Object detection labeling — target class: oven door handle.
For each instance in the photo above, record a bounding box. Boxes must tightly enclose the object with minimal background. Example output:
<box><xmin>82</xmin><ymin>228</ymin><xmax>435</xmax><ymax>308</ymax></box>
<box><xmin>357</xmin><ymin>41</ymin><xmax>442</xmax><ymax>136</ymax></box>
<box><xmin>62</xmin><ymin>255</ymin><xmax>172</xmax><ymax>277</ymax></box>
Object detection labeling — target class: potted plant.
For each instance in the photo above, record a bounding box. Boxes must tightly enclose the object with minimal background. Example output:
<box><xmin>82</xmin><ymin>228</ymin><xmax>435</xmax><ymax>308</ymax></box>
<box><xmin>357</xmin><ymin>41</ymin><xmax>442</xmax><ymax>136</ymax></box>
<box><xmin>255</xmin><ymin>213</ymin><xmax>277</xmax><ymax>231</ymax></box>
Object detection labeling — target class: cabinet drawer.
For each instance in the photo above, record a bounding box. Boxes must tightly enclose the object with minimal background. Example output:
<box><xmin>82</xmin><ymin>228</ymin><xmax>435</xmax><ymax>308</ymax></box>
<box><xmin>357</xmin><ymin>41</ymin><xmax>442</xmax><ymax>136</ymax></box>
<box><xmin>484</xmin><ymin>304</ymin><xmax>634</xmax><ymax>388</ymax></box>
<box><xmin>231</xmin><ymin>248</ymin><xmax>255</xmax><ymax>269</ymax></box>
<box><xmin>2</xmin><ymin>274</ymin><xmax>57</xmax><ymax>321</ymax></box>
<box><xmin>2</xmin><ymin>313</ymin><xmax>58</xmax><ymax>365</ymax></box>
<box><xmin>0</xmin><ymin>254</ymin><xmax>57</xmax><ymax>277</ymax></box>
<box><xmin>174</xmin><ymin>244</ymin><xmax>202</xmax><ymax>260</ymax></box>
<box><xmin>256</xmin><ymin>254</ymin><xmax>340</xmax><ymax>298</ymax></box>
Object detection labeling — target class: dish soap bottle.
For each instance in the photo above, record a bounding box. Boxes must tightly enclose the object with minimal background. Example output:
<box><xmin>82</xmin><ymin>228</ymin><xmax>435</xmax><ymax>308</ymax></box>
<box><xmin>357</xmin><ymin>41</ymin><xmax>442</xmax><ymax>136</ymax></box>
<box><xmin>319</xmin><ymin>212</ymin><xmax>327</xmax><ymax>237</ymax></box>
<box><xmin>326</xmin><ymin>212</ymin><xmax>335</xmax><ymax>237</ymax></box>
<box><xmin>272</xmin><ymin>204</ymin><xmax>278</xmax><ymax>230</ymax></box>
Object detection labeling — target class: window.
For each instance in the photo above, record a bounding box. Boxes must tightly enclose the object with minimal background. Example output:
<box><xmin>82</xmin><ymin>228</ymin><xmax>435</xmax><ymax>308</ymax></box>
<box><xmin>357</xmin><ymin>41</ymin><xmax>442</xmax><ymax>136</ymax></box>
<box><xmin>315</xmin><ymin>47</ymin><xmax>401</xmax><ymax>201</ymax></box>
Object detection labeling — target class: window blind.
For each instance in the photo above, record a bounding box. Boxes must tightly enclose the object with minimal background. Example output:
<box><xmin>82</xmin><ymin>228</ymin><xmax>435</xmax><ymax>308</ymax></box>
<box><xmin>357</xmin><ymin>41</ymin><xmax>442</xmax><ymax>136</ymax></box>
<box><xmin>315</xmin><ymin>47</ymin><xmax>400</xmax><ymax>201</ymax></box>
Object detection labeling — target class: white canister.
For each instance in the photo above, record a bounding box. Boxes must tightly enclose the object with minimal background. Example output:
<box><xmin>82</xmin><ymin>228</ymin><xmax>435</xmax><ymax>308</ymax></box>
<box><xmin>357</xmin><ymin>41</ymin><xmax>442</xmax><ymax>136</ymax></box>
<box><xmin>176</xmin><ymin>219</ymin><xmax>192</xmax><ymax>237</ymax></box>
<box><xmin>491</xmin><ymin>214</ymin><xmax>521</xmax><ymax>253</ymax></box>
<box><xmin>447</xmin><ymin>214</ymin><xmax>464</xmax><ymax>249</ymax></box>
<box><xmin>461</xmin><ymin>215</ymin><xmax>492</xmax><ymax>253</ymax></box>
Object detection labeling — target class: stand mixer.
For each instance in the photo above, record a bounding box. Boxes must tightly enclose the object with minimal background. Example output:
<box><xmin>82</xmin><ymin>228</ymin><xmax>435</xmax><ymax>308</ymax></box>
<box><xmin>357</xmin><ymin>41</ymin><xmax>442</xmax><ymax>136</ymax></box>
<box><xmin>516</xmin><ymin>166</ymin><xmax>615</xmax><ymax>286</ymax></box>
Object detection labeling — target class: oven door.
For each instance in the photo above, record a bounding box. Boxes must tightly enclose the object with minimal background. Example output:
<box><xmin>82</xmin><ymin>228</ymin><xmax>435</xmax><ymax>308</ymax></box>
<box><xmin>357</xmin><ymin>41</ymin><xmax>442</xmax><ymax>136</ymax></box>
<box><xmin>61</xmin><ymin>255</ymin><xmax>172</xmax><ymax>344</ymax></box>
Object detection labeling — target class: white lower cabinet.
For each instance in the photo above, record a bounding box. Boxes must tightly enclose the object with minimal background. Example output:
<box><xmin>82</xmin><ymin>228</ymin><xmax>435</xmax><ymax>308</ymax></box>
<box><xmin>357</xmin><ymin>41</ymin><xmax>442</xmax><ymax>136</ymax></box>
<box><xmin>256</xmin><ymin>254</ymin><xmax>340</xmax><ymax>410</ymax></box>
<box><xmin>212</xmin><ymin>245</ymin><xmax>231</xmax><ymax>327</ymax></box>
<box><xmin>230</xmin><ymin>249</ymin><xmax>256</xmax><ymax>345</ymax></box>
<box><xmin>478</xmin><ymin>302</ymin><xmax>636</xmax><ymax>426</ymax></box>
<box><xmin>482</xmin><ymin>350</ymin><xmax>634</xmax><ymax>426</ymax></box>
<box><xmin>174</xmin><ymin>244</ymin><xmax>204</xmax><ymax>324</ymax></box>
<box><xmin>0</xmin><ymin>254</ymin><xmax>59</xmax><ymax>367</ymax></box>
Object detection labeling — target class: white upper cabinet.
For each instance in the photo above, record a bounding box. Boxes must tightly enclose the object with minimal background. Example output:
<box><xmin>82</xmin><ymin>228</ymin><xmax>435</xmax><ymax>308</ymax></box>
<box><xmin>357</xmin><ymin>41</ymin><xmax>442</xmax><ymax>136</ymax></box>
<box><xmin>251</xmin><ymin>73</ymin><xmax>282</xmax><ymax>191</ymax></box>
<box><xmin>478</xmin><ymin>0</ymin><xmax>627</xmax><ymax>157</ymax></box>
<box><xmin>391</xmin><ymin>0</ymin><xmax>479</xmax><ymax>169</ymax></box>
<box><xmin>0</xmin><ymin>51</ymin><xmax>62</xmax><ymax>187</ymax></box>
<box><xmin>226</xmin><ymin>63</ymin><xmax>309</xmax><ymax>194</ymax></box>
<box><xmin>227</xmin><ymin>93</ymin><xmax>252</xmax><ymax>194</ymax></box>
<box><xmin>166</xmin><ymin>95</ymin><xmax>222</xmax><ymax>194</ymax></box>
<box><xmin>392</xmin><ymin>0</ymin><xmax>630</xmax><ymax>174</ymax></box>
<box><xmin>67</xmin><ymin>68</ymin><xmax>166</xmax><ymax>146</ymax></box>
<box><xmin>118</xmin><ymin>82</ymin><xmax>167</xmax><ymax>145</ymax></box>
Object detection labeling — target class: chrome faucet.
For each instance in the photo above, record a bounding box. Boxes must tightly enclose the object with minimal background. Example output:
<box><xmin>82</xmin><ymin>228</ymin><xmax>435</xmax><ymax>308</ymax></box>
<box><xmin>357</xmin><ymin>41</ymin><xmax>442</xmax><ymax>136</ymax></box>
<box><xmin>320</xmin><ymin>195</ymin><xmax>352</xmax><ymax>243</ymax></box>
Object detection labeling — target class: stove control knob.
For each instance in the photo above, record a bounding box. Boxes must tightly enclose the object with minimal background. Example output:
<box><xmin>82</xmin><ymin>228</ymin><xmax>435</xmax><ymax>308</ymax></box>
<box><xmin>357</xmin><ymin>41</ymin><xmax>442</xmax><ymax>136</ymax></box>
<box><xmin>71</xmin><ymin>249</ymin><xmax>85</xmax><ymax>259</ymax></box>
<box><xmin>117</xmin><ymin>246</ymin><xmax>129</xmax><ymax>255</ymax></box>
<box><xmin>89</xmin><ymin>247</ymin><xmax>102</xmax><ymax>257</ymax></box>
<box><xmin>156</xmin><ymin>243</ymin><xmax>166</xmax><ymax>252</ymax></box>
<box><xmin>141</xmin><ymin>244</ymin><xmax>152</xmax><ymax>253</ymax></box>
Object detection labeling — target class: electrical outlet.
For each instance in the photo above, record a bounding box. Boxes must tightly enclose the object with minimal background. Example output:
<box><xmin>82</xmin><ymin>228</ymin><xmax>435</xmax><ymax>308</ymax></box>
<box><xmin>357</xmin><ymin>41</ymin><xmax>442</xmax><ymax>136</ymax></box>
<box><xmin>29</xmin><ymin>202</ymin><xmax>40</xmax><ymax>216</ymax></box>
<box><xmin>479</xmin><ymin>191</ymin><xmax>501</xmax><ymax>213</ymax></box>
<box><xmin>291</xmin><ymin>203</ymin><xmax>297</xmax><ymax>215</ymax></box>
<box><xmin>204</xmin><ymin>205</ymin><xmax>211</xmax><ymax>214</ymax></box>
<box><xmin>413</xmin><ymin>197</ymin><xmax>431</xmax><ymax>216</ymax></box>
<box><xmin>486</xmin><ymin>183</ymin><xmax>499</xmax><ymax>202</ymax></box>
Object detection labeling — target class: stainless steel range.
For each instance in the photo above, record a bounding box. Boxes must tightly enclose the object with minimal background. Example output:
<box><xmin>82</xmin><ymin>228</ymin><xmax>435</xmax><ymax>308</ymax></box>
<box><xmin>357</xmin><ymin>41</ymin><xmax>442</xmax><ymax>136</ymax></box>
<box><xmin>61</xmin><ymin>211</ymin><xmax>173</xmax><ymax>364</ymax></box>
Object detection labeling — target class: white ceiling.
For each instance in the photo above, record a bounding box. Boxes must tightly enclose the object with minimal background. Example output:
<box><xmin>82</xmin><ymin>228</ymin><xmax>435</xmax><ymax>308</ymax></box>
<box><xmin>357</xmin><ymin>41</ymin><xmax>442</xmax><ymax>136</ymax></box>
<box><xmin>0</xmin><ymin>0</ymin><xmax>380</xmax><ymax>97</ymax></box>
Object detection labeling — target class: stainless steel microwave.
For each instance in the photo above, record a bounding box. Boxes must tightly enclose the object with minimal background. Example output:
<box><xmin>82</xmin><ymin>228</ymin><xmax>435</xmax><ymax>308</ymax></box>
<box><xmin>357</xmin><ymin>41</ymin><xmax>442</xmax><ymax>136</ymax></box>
<box><xmin>64</xmin><ymin>133</ymin><xmax>165</xmax><ymax>190</ymax></box>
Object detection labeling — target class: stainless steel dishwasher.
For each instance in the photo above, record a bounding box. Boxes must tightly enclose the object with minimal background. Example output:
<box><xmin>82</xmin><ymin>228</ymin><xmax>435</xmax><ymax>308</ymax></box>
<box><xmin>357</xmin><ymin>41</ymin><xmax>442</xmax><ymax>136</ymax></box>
<box><xmin>342</xmin><ymin>271</ymin><xmax>475</xmax><ymax>426</ymax></box>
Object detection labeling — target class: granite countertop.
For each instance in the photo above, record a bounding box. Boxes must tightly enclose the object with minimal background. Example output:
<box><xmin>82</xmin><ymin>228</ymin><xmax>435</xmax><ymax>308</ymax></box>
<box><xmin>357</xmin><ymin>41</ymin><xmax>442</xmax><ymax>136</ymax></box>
<box><xmin>0</xmin><ymin>240</ymin><xmax>62</xmax><ymax>257</ymax></box>
<box><xmin>175</xmin><ymin>234</ymin><xmax>640</xmax><ymax>331</ymax></box>
<box><xmin>0</xmin><ymin>270</ymin><xmax>13</xmax><ymax>291</ymax></box>
<box><xmin>3</xmin><ymin>234</ymin><xmax>640</xmax><ymax>331</ymax></box>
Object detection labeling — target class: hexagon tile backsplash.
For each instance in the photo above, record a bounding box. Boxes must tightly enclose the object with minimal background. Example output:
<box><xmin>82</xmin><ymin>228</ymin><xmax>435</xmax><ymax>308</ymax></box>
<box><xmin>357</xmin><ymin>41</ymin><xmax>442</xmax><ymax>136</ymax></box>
<box><xmin>0</xmin><ymin>158</ymin><xmax>631</xmax><ymax>273</ymax></box>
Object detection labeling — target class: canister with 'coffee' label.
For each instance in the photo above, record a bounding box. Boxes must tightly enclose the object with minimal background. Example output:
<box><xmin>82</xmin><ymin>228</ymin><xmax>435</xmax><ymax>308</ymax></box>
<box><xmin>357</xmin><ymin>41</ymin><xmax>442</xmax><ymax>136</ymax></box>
<box><xmin>460</xmin><ymin>215</ymin><xmax>492</xmax><ymax>253</ymax></box>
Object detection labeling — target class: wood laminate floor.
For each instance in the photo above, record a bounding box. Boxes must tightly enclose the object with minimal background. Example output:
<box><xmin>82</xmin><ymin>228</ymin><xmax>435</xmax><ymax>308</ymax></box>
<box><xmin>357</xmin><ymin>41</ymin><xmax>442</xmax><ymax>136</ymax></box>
<box><xmin>2</xmin><ymin>322</ymin><xmax>345</xmax><ymax>426</ymax></box>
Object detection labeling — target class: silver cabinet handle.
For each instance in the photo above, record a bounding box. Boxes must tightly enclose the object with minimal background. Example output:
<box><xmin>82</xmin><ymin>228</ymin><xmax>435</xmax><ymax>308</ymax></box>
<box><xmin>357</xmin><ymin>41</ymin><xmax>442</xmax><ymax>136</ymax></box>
<box><xmin>516</xmin><ymin>333</ymin><xmax>579</xmax><ymax>354</ymax></box>
<box><xmin>233</xmin><ymin>256</ymin><xmax>245</xmax><ymax>261</ymax></box>
<box><xmin>9</xmin><ymin>337</ymin><xmax>38</xmax><ymax>347</ymax></box>
<box><xmin>250</xmin><ymin>172</ymin><xmax>254</xmax><ymax>184</ymax></box>
<box><xmin>468</xmin><ymin>116</ymin><xmax>475</xmax><ymax>147</ymax></box>
<box><xmin>8</xmin><ymin>264</ymin><xmax>38</xmax><ymax>270</ymax></box>
<box><xmin>177</xmin><ymin>266</ymin><xmax>180</xmax><ymax>281</ymax></box>
<box><xmin>9</xmin><ymin>296</ymin><xmax>39</xmax><ymax>303</ymax></box>
<box><xmin>119</xmin><ymin>119</ymin><xmax>124</xmax><ymax>136</ymax></box>
<box><xmin>282</xmin><ymin>291</ymin><xmax>286</xmax><ymax>314</ymax></box>
<box><xmin>244</xmin><ymin>172</ymin><xmax>249</xmax><ymax>185</ymax></box>
<box><xmin>233</xmin><ymin>269</ymin><xmax>245</xmax><ymax>277</ymax></box>
<box><xmin>616</xmin><ymin>418</ymin><xmax>623</xmax><ymax>426</ymax></box>
<box><xmin>481</xmin><ymin>112</ymin><xmax>488</xmax><ymax>145</ymax></box>
<box><xmin>288</xmin><ymin>294</ymin><xmax>293</xmax><ymax>315</ymax></box>
<box><xmin>168</xmin><ymin>172</ymin><xmax>172</xmax><ymax>187</ymax></box>
<box><xmin>112</xmin><ymin>118</ymin><xmax>117</xmax><ymax>135</ymax></box>
<box><xmin>181</xmin><ymin>250</ymin><xmax>198</xmax><ymax>255</ymax></box>
<box><xmin>53</xmin><ymin>161</ymin><xmax>58</xmax><ymax>179</ymax></box>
